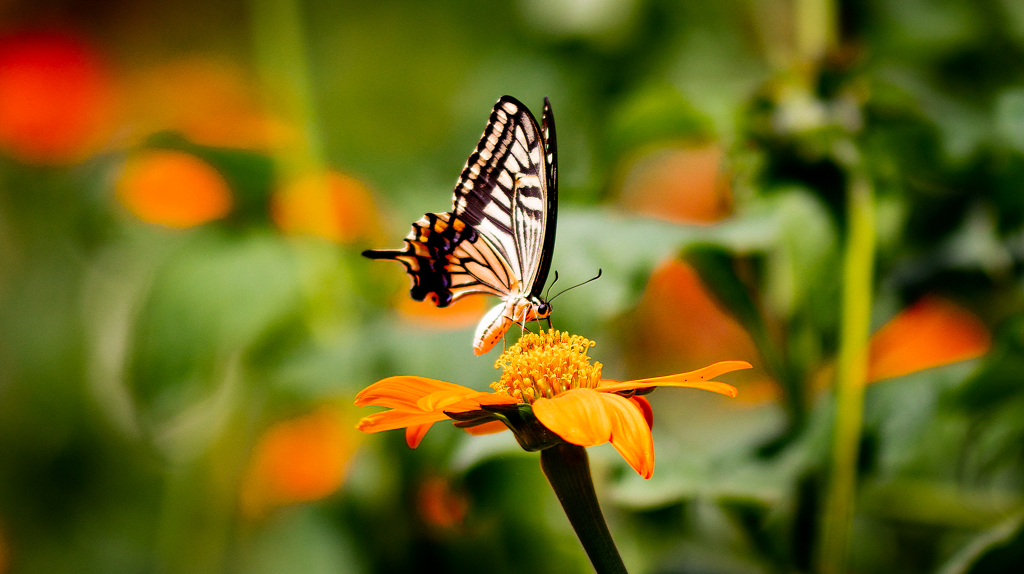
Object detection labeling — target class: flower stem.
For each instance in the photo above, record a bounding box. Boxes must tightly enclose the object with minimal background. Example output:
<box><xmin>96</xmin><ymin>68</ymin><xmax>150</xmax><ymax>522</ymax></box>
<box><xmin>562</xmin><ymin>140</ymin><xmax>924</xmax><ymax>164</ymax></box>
<box><xmin>818</xmin><ymin>170</ymin><xmax>875</xmax><ymax>574</ymax></box>
<box><xmin>540</xmin><ymin>444</ymin><xmax>628</xmax><ymax>574</ymax></box>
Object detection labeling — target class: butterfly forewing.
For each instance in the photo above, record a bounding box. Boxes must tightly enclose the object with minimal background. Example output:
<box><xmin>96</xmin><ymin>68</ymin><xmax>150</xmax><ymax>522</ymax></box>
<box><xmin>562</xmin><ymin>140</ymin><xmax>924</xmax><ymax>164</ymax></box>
<box><xmin>531</xmin><ymin>96</ymin><xmax>558</xmax><ymax>298</ymax></box>
<box><xmin>452</xmin><ymin>96</ymin><xmax>549</xmax><ymax>292</ymax></box>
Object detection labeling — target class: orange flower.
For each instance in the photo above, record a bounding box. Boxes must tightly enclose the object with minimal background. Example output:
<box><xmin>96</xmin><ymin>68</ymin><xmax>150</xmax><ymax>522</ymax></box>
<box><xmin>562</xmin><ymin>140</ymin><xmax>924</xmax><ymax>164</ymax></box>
<box><xmin>417</xmin><ymin>475</ymin><xmax>469</xmax><ymax>530</ymax></box>
<box><xmin>240</xmin><ymin>406</ymin><xmax>359</xmax><ymax>518</ymax></box>
<box><xmin>271</xmin><ymin>171</ymin><xmax>381</xmax><ymax>244</ymax></box>
<box><xmin>356</xmin><ymin>330</ymin><xmax>750</xmax><ymax>479</ymax></box>
<box><xmin>867</xmin><ymin>295</ymin><xmax>990</xmax><ymax>383</ymax></box>
<box><xmin>618</xmin><ymin>145</ymin><xmax>732</xmax><ymax>225</ymax></box>
<box><xmin>116</xmin><ymin>150</ymin><xmax>233</xmax><ymax>228</ymax></box>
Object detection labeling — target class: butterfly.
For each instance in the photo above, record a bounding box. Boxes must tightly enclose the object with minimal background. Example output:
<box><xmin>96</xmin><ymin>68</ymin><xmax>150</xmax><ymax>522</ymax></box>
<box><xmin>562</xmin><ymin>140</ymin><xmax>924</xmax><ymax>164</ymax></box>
<box><xmin>363</xmin><ymin>95</ymin><xmax>558</xmax><ymax>355</ymax></box>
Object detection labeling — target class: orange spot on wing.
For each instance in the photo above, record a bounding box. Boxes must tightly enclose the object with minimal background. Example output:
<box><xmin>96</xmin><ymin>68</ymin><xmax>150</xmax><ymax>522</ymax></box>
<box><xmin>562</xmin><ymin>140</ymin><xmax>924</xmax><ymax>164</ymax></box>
<box><xmin>868</xmin><ymin>296</ymin><xmax>991</xmax><ymax>383</ymax></box>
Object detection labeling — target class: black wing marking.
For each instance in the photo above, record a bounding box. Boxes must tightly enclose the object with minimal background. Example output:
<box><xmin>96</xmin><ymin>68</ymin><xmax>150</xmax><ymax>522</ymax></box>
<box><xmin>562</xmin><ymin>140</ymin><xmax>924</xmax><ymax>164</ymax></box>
<box><xmin>451</xmin><ymin>96</ymin><xmax>549</xmax><ymax>291</ymax></box>
<box><xmin>362</xmin><ymin>213</ymin><xmax>516</xmax><ymax>307</ymax></box>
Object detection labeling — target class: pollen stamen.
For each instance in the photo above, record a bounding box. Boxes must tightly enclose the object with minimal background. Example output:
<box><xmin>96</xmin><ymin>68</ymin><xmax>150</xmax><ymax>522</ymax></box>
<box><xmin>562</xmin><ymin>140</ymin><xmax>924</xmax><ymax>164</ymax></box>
<box><xmin>491</xmin><ymin>329</ymin><xmax>603</xmax><ymax>404</ymax></box>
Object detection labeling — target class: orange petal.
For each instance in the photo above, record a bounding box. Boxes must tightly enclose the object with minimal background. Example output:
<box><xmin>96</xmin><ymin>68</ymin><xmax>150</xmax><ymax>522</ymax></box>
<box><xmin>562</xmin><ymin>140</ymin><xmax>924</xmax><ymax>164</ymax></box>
<box><xmin>597</xmin><ymin>360</ymin><xmax>750</xmax><ymax>395</ymax></box>
<box><xmin>533</xmin><ymin>389</ymin><xmax>612</xmax><ymax>446</ymax></box>
<box><xmin>354</xmin><ymin>376</ymin><xmax>482</xmax><ymax>409</ymax></box>
<box><xmin>533</xmin><ymin>389</ymin><xmax>654</xmax><ymax>478</ymax></box>
<box><xmin>630</xmin><ymin>396</ymin><xmax>653</xmax><ymax>429</ymax></box>
<box><xmin>406</xmin><ymin>423</ymin><xmax>432</xmax><ymax>448</ymax></box>
<box><xmin>356</xmin><ymin>410</ymin><xmax>450</xmax><ymax>434</ymax></box>
<box><xmin>868</xmin><ymin>296</ymin><xmax>991</xmax><ymax>383</ymax></box>
<box><xmin>461</xmin><ymin>420</ymin><xmax>509</xmax><ymax>436</ymax></box>
<box><xmin>603</xmin><ymin>393</ymin><xmax>655</xmax><ymax>479</ymax></box>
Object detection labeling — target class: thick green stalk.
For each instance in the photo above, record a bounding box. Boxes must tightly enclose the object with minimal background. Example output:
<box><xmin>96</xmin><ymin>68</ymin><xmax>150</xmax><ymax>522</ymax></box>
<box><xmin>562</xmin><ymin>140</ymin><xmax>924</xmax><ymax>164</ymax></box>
<box><xmin>540</xmin><ymin>444</ymin><xmax>628</xmax><ymax>574</ymax></box>
<box><xmin>795</xmin><ymin>0</ymin><xmax>836</xmax><ymax>62</ymax></box>
<box><xmin>818</xmin><ymin>173</ymin><xmax>875</xmax><ymax>574</ymax></box>
<box><xmin>248</xmin><ymin>0</ymin><xmax>326</xmax><ymax>179</ymax></box>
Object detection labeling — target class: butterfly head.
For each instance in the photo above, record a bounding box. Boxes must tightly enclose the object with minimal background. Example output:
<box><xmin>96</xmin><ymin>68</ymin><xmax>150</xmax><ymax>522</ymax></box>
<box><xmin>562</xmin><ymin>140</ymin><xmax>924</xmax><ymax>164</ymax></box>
<box><xmin>531</xmin><ymin>297</ymin><xmax>552</xmax><ymax>319</ymax></box>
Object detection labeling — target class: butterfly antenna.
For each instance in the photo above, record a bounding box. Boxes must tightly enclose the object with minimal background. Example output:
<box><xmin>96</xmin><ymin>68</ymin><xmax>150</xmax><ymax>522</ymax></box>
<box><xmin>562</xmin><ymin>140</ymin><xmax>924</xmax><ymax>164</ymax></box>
<box><xmin>544</xmin><ymin>271</ymin><xmax>560</xmax><ymax>301</ymax></box>
<box><xmin>548</xmin><ymin>269</ymin><xmax>603</xmax><ymax>302</ymax></box>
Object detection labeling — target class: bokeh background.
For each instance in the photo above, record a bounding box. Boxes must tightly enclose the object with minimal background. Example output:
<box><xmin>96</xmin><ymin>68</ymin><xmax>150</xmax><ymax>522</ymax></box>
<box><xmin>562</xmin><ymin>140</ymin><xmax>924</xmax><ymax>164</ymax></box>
<box><xmin>1</xmin><ymin>0</ymin><xmax>1023</xmax><ymax>572</ymax></box>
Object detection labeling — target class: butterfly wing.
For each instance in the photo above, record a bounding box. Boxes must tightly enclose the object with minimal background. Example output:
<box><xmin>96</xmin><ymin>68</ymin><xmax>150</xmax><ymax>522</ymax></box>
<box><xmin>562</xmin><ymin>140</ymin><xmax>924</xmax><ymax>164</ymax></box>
<box><xmin>451</xmin><ymin>96</ymin><xmax>553</xmax><ymax>296</ymax></box>
<box><xmin>362</xmin><ymin>212</ymin><xmax>517</xmax><ymax>307</ymax></box>
<box><xmin>531</xmin><ymin>96</ymin><xmax>558</xmax><ymax>298</ymax></box>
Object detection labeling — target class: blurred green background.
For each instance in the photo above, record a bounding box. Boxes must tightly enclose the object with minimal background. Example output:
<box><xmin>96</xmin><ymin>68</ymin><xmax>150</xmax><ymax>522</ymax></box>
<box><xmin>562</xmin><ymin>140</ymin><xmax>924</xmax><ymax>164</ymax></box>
<box><xmin>2</xmin><ymin>0</ymin><xmax>1024</xmax><ymax>572</ymax></box>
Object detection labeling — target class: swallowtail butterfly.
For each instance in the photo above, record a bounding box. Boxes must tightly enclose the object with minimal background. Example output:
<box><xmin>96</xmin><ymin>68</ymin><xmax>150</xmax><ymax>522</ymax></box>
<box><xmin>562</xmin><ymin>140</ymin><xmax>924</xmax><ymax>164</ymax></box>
<box><xmin>363</xmin><ymin>95</ymin><xmax>558</xmax><ymax>355</ymax></box>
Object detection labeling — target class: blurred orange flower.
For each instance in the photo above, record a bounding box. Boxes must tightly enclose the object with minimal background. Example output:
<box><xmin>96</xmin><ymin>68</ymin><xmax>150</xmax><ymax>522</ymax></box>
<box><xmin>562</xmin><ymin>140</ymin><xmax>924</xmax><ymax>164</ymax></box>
<box><xmin>867</xmin><ymin>295</ymin><xmax>990</xmax><ymax>383</ymax></box>
<box><xmin>417</xmin><ymin>475</ymin><xmax>469</xmax><ymax>530</ymax></box>
<box><xmin>396</xmin><ymin>295</ymin><xmax>488</xmax><ymax>331</ymax></box>
<box><xmin>618</xmin><ymin>145</ymin><xmax>732</xmax><ymax>224</ymax></box>
<box><xmin>271</xmin><ymin>171</ymin><xmax>381</xmax><ymax>244</ymax></box>
<box><xmin>122</xmin><ymin>57</ymin><xmax>292</xmax><ymax>150</ymax></box>
<box><xmin>0</xmin><ymin>30</ymin><xmax>115</xmax><ymax>164</ymax></box>
<box><xmin>116</xmin><ymin>150</ymin><xmax>233</xmax><ymax>228</ymax></box>
<box><xmin>240</xmin><ymin>406</ymin><xmax>359</xmax><ymax>518</ymax></box>
<box><xmin>356</xmin><ymin>330</ymin><xmax>750</xmax><ymax>479</ymax></box>
<box><xmin>628</xmin><ymin>259</ymin><xmax>763</xmax><ymax>384</ymax></box>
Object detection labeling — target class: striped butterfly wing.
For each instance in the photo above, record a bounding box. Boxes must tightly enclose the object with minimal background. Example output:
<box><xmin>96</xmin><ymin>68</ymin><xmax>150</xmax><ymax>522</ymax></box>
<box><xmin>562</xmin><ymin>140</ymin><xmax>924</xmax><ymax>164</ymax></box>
<box><xmin>451</xmin><ymin>96</ymin><xmax>553</xmax><ymax>296</ymax></box>
<box><xmin>362</xmin><ymin>212</ymin><xmax>517</xmax><ymax>307</ymax></box>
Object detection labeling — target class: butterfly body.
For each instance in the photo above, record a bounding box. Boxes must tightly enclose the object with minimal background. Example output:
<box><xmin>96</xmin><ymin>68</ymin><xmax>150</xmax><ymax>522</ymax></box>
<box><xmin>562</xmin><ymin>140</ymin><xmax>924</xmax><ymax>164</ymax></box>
<box><xmin>364</xmin><ymin>96</ymin><xmax>558</xmax><ymax>355</ymax></box>
<box><xmin>474</xmin><ymin>293</ymin><xmax>551</xmax><ymax>356</ymax></box>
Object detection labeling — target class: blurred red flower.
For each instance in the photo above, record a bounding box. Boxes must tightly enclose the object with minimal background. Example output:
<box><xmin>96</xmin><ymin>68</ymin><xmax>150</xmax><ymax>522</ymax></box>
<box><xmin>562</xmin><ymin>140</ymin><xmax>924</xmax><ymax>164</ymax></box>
<box><xmin>0</xmin><ymin>30</ymin><xmax>115</xmax><ymax>164</ymax></box>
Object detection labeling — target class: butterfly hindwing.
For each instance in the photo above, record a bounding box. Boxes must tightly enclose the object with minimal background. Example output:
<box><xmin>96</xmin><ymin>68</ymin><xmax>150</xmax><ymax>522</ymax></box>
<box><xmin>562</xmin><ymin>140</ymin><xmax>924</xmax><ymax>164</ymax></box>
<box><xmin>362</xmin><ymin>213</ymin><xmax>515</xmax><ymax>306</ymax></box>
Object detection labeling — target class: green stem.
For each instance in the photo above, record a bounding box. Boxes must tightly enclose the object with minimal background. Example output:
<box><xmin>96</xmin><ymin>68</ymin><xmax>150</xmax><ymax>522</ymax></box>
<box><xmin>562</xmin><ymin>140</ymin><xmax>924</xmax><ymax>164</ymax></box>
<box><xmin>795</xmin><ymin>0</ymin><xmax>836</xmax><ymax>62</ymax></box>
<box><xmin>818</xmin><ymin>171</ymin><xmax>875</xmax><ymax>574</ymax></box>
<box><xmin>540</xmin><ymin>444</ymin><xmax>628</xmax><ymax>574</ymax></box>
<box><xmin>248</xmin><ymin>0</ymin><xmax>326</xmax><ymax>179</ymax></box>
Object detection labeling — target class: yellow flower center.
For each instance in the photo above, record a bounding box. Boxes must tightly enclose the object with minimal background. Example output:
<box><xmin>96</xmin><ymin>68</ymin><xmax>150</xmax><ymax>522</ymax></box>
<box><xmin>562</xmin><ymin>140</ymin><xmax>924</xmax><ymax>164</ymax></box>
<box><xmin>491</xmin><ymin>329</ymin><xmax>603</xmax><ymax>403</ymax></box>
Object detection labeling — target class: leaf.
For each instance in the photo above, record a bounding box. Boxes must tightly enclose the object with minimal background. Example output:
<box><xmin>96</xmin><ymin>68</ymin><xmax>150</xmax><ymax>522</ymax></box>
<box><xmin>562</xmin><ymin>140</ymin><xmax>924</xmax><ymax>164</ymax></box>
<box><xmin>937</xmin><ymin>513</ymin><xmax>1024</xmax><ymax>574</ymax></box>
<box><xmin>995</xmin><ymin>88</ymin><xmax>1024</xmax><ymax>155</ymax></box>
